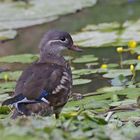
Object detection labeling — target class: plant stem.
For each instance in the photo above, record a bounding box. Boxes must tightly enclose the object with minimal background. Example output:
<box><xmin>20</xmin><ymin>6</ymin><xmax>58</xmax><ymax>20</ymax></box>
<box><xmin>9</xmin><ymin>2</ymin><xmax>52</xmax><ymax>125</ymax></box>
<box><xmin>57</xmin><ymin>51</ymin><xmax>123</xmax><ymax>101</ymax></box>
<box><xmin>119</xmin><ymin>54</ymin><xmax>123</xmax><ymax>68</ymax></box>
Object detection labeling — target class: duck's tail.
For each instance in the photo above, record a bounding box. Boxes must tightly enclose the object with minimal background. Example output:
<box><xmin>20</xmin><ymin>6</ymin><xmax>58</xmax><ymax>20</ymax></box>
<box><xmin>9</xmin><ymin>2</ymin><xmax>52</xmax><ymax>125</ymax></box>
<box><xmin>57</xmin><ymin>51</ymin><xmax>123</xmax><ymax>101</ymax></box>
<box><xmin>2</xmin><ymin>94</ymin><xmax>24</xmax><ymax>106</ymax></box>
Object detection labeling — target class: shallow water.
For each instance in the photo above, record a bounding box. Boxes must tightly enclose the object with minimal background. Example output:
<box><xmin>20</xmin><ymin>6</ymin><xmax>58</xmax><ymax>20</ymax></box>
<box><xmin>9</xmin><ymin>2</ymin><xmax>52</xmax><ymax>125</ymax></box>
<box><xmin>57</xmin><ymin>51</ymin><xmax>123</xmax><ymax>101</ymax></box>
<box><xmin>0</xmin><ymin>1</ymin><xmax>140</xmax><ymax>94</ymax></box>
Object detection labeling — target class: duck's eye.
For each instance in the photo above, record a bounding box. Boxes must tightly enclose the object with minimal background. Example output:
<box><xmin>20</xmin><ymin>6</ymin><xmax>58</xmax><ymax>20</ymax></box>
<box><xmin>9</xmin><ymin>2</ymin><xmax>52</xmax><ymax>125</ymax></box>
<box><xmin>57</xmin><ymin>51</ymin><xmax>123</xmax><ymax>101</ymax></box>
<box><xmin>60</xmin><ymin>37</ymin><xmax>66</xmax><ymax>42</ymax></box>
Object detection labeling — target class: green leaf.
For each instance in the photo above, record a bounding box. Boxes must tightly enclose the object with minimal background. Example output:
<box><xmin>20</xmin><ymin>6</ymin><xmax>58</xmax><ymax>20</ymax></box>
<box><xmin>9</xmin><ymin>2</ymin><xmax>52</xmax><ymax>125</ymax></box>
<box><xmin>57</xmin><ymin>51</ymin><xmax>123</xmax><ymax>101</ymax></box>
<box><xmin>73</xmin><ymin>55</ymin><xmax>98</xmax><ymax>63</ymax></box>
<box><xmin>97</xmin><ymin>86</ymin><xmax>124</xmax><ymax>94</ymax></box>
<box><xmin>122</xmin><ymin>59</ymin><xmax>138</xmax><ymax>65</ymax></box>
<box><xmin>0</xmin><ymin>71</ymin><xmax>22</xmax><ymax>81</ymax></box>
<box><xmin>73</xmin><ymin>79</ymin><xmax>92</xmax><ymax>85</ymax></box>
<box><xmin>0</xmin><ymin>0</ymin><xmax>97</xmax><ymax>40</ymax></box>
<box><xmin>0</xmin><ymin>106</ymin><xmax>10</xmax><ymax>114</ymax></box>
<box><xmin>0</xmin><ymin>82</ymin><xmax>16</xmax><ymax>94</ymax></box>
<box><xmin>103</xmin><ymin>69</ymin><xmax>132</xmax><ymax>78</ymax></box>
<box><xmin>72</xmin><ymin>69</ymin><xmax>97</xmax><ymax>76</ymax></box>
<box><xmin>0</xmin><ymin>54</ymin><xmax>38</xmax><ymax>63</ymax></box>
<box><xmin>0</xmin><ymin>30</ymin><xmax>17</xmax><ymax>41</ymax></box>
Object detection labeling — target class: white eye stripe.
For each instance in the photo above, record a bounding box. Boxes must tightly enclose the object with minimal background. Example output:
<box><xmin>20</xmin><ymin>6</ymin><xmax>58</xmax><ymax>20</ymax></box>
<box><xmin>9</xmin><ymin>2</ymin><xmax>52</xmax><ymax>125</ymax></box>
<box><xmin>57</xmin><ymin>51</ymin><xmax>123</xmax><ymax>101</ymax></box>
<box><xmin>47</xmin><ymin>40</ymin><xmax>59</xmax><ymax>45</ymax></box>
<box><xmin>47</xmin><ymin>39</ymin><xmax>68</xmax><ymax>45</ymax></box>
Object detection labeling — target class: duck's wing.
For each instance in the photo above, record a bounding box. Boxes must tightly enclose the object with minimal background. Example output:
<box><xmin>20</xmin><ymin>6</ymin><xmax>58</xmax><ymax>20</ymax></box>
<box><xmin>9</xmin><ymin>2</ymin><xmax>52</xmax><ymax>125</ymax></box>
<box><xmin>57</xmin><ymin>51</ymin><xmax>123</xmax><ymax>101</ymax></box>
<box><xmin>2</xmin><ymin>62</ymin><xmax>71</xmax><ymax>106</ymax></box>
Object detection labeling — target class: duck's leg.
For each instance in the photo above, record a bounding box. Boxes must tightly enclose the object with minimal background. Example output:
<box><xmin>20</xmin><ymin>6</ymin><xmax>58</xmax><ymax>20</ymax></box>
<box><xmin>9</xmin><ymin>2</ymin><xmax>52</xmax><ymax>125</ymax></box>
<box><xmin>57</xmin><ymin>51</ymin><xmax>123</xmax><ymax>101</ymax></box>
<box><xmin>53</xmin><ymin>105</ymin><xmax>64</xmax><ymax>119</ymax></box>
<box><xmin>11</xmin><ymin>109</ymin><xmax>23</xmax><ymax>119</ymax></box>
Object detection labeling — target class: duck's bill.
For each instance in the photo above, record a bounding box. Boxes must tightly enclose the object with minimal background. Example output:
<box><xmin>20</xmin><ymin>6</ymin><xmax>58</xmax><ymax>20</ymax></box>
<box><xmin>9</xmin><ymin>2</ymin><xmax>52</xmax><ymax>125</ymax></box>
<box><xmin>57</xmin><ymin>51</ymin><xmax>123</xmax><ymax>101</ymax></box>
<box><xmin>69</xmin><ymin>45</ymin><xmax>83</xmax><ymax>52</ymax></box>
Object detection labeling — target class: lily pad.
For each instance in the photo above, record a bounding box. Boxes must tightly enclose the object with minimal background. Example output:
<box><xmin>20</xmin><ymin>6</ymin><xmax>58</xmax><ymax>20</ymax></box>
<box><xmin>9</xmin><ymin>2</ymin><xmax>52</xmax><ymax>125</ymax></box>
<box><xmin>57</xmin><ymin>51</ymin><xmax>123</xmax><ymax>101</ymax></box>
<box><xmin>107</xmin><ymin>63</ymin><xmax>119</xmax><ymax>69</ymax></box>
<box><xmin>72</xmin><ymin>69</ymin><xmax>97</xmax><ymax>76</ymax></box>
<box><xmin>0</xmin><ymin>0</ymin><xmax>97</xmax><ymax>40</ymax></box>
<box><xmin>122</xmin><ymin>59</ymin><xmax>138</xmax><ymax>65</ymax></box>
<box><xmin>0</xmin><ymin>54</ymin><xmax>38</xmax><ymax>63</ymax></box>
<box><xmin>82</xmin><ymin>22</ymin><xmax>120</xmax><ymax>31</ymax></box>
<box><xmin>0</xmin><ymin>94</ymin><xmax>9</xmax><ymax>102</ymax></box>
<box><xmin>109</xmin><ymin>88</ymin><xmax>140</xmax><ymax>99</ymax></box>
<box><xmin>73</xmin><ymin>55</ymin><xmax>98</xmax><ymax>63</ymax></box>
<box><xmin>0</xmin><ymin>71</ymin><xmax>22</xmax><ymax>81</ymax></box>
<box><xmin>0</xmin><ymin>82</ymin><xmax>16</xmax><ymax>94</ymax></box>
<box><xmin>134</xmin><ymin>47</ymin><xmax>140</xmax><ymax>54</ymax></box>
<box><xmin>115</xmin><ymin>110</ymin><xmax>140</xmax><ymax>121</ymax></box>
<box><xmin>72</xmin><ymin>75</ymin><xmax>80</xmax><ymax>79</ymax></box>
<box><xmin>0</xmin><ymin>106</ymin><xmax>10</xmax><ymax>114</ymax></box>
<box><xmin>0</xmin><ymin>30</ymin><xmax>17</xmax><ymax>41</ymax></box>
<box><xmin>66</xmin><ymin>95</ymin><xmax>109</xmax><ymax>111</ymax></box>
<box><xmin>97</xmin><ymin>86</ymin><xmax>124</xmax><ymax>94</ymax></box>
<box><xmin>72</xmin><ymin>30</ymin><xmax>118</xmax><ymax>48</ymax></box>
<box><xmin>72</xmin><ymin>19</ymin><xmax>140</xmax><ymax>48</ymax></box>
<box><xmin>109</xmin><ymin>99</ymin><xmax>136</xmax><ymax>107</ymax></box>
<box><xmin>121</xmin><ymin>20</ymin><xmax>140</xmax><ymax>42</ymax></box>
<box><xmin>73</xmin><ymin>79</ymin><xmax>92</xmax><ymax>85</ymax></box>
<box><xmin>85</xmin><ymin>62</ymin><xmax>99</xmax><ymax>68</ymax></box>
<box><xmin>103</xmin><ymin>69</ymin><xmax>132</xmax><ymax>78</ymax></box>
<box><xmin>135</xmin><ymin>63</ymin><xmax>140</xmax><ymax>70</ymax></box>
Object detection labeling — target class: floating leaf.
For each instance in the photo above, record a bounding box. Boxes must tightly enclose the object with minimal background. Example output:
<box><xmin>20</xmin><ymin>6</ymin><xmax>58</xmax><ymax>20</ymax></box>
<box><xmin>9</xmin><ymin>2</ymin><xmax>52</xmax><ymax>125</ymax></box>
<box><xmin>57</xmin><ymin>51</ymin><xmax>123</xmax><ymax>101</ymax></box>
<box><xmin>0</xmin><ymin>106</ymin><xmax>10</xmax><ymax>114</ymax></box>
<box><xmin>121</xmin><ymin>20</ymin><xmax>140</xmax><ymax>43</ymax></box>
<box><xmin>103</xmin><ymin>69</ymin><xmax>132</xmax><ymax>78</ymax></box>
<box><xmin>73</xmin><ymin>75</ymin><xmax>80</xmax><ymax>79</ymax></box>
<box><xmin>0</xmin><ymin>71</ymin><xmax>22</xmax><ymax>81</ymax></box>
<box><xmin>73</xmin><ymin>55</ymin><xmax>98</xmax><ymax>63</ymax></box>
<box><xmin>82</xmin><ymin>22</ymin><xmax>120</xmax><ymax>31</ymax></box>
<box><xmin>72</xmin><ymin>19</ymin><xmax>140</xmax><ymax>48</ymax></box>
<box><xmin>134</xmin><ymin>47</ymin><xmax>140</xmax><ymax>54</ymax></box>
<box><xmin>0</xmin><ymin>30</ymin><xmax>17</xmax><ymax>41</ymax></box>
<box><xmin>97</xmin><ymin>86</ymin><xmax>124</xmax><ymax>94</ymax></box>
<box><xmin>0</xmin><ymin>0</ymin><xmax>97</xmax><ymax>40</ymax></box>
<box><xmin>122</xmin><ymin>59</ymin><xmax>138</xmax><ymax>65</ymax></box>
<box><xmin>66</xmin><ymin>96</ymin><xmax>109</xmax><ymax>110</ymax></box>
<box><xmin>73</xmin><ymin>79</ymin><xmax>92</xmax><ymax>85</ymax></box>
<box><xmin>0</xmin><ymin>82</ymin><xmax>16</xmax><ymax>94</ymax></box>
<box><xmin>107</xmin><ymin>63</ymin><xmax>119</xmax><ymax>68</ymax></box>
<box><xmin>0</xmin><ymin>54</ymin><xmax>38</xmax><ymax>63</ymax></box>
<box><xmin>109</xmin><ymin>99</ymin><xmax>136</xmax><ymax>107</ymax></box>
<box><xmin>115</xmin><ymin>110</ymin><xmax>140</xmax><ymax>121</ymax></box>
<box><xmin>0</xmin><ymin>93</ymin><xmax>9</xmax><ymax>102</ymax></box>
<box><xmin>135</xmin><ymin>63</ymin><xmax>140</xmax><ymax>70</ymax></box>
<box><xmin>72</xmin><ymin>31</ymin><xmax>118</xmax><ymax>48</ymax></box>
<box><xmin>72</xmin><ymin>69</ymin><xmax>97</xmax><ymax>76</ymax></box>
<box><xmin>85</xmin><ymin>62</ymin><xmax>99</xmax><ymax>68</ymax></box>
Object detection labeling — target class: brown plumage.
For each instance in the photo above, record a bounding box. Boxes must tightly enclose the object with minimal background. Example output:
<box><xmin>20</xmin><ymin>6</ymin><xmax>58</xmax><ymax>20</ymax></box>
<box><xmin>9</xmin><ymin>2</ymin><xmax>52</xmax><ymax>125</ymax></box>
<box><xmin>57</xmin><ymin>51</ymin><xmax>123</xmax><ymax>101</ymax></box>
<box><xmin>2</xmin><ymin>30</ymin><xmax>82</xmax><ymax>119</ymax></box>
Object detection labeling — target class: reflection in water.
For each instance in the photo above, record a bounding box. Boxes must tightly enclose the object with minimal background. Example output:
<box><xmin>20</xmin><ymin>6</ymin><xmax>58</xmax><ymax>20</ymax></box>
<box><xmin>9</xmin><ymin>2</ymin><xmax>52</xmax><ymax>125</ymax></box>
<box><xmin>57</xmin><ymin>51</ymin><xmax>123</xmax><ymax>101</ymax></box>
<box><xmin>0</xmin><ymin>1</ymin><xmax>140</xmax><ymax>56</ymax></box>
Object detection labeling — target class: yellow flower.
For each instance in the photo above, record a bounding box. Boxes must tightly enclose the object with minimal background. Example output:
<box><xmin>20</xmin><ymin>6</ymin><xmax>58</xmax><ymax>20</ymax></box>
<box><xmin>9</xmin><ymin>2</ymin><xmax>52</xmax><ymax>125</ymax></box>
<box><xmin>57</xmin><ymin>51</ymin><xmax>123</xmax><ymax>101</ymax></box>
<box><xmin>130</xmin><ymin>64</ymin><xmax>135</xmax><ymax>73</ymax></box>
<box><xmin>101</xmin><ymin>64</ymin><xmax>108</xmax><ymax>69</ymax></box>
<box><xmin>137</xmin><ymin>55</ymin><xmax>140</xmax><ymax>60</ymax></box>
<box><xmin>4</xmin><ymin>74</ymin><xmax>9</xmax><ymax>82</ymax></box>
<box><xmin>128</xmin><ymin>40</ymin><xmax>137</xmax><ymax>48</ymax></box>
<box><xmin>116</xmin><ymin>47</ymin><xmax>123</xmax><ymax>53</ymax></box>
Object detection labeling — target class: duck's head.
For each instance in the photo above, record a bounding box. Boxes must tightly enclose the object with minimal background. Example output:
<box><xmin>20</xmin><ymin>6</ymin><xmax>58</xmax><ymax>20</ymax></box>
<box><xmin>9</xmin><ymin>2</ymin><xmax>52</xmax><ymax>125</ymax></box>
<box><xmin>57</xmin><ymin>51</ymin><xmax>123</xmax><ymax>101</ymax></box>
<box><xmin>39</xmin><ymin>30</ymin><xmax>82</xmax><ymax>56</ymax></box>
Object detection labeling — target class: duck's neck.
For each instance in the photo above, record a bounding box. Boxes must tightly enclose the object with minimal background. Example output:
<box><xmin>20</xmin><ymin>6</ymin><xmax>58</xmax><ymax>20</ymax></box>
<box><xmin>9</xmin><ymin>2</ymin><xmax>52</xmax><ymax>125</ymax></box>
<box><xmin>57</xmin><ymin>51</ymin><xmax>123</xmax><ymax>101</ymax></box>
<box><xmin>39</xmin><ymin>51</ymin><xmax>66</xmax><ymax>66</ymax></box>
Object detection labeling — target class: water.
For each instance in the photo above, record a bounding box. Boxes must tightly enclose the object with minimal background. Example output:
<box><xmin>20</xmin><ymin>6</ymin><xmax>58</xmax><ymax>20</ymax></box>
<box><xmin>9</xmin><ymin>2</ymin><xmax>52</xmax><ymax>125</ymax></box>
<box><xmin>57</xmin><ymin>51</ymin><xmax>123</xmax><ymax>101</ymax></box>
<box><xmin>0</xmin><ymin>1</ymin><xmax>140</xmax><ymax>94</ymax></box>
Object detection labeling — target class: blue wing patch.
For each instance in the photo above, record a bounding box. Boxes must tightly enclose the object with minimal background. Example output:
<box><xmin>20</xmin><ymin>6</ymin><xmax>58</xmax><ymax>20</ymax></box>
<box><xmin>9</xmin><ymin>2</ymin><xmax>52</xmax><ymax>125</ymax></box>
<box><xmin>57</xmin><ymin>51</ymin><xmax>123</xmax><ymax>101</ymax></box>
<box><xmin>3</xmin><ymin>89</ymin><xmax>49</xmax><ymax>114</ymax></box>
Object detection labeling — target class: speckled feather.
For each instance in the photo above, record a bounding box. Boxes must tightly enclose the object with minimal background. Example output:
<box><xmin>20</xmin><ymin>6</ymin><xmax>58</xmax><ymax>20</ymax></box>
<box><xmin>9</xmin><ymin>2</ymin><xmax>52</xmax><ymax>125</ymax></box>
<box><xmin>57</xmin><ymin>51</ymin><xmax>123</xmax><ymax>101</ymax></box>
<box><xmin>3</xmin><ymin>59</ymin><xmax>72</xmax><ymax>118</ymax></box>
<box><xmin>2</xmin><ymin>30</ymin><xmax>81</xmax><ymax>119</ymax></box>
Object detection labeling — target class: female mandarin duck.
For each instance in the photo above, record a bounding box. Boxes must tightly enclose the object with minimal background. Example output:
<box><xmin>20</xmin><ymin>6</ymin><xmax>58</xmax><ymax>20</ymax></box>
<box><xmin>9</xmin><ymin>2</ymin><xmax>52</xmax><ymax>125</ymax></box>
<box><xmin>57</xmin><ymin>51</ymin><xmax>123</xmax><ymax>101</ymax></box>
<box><xmin>2</xmin><ymin>30</ymin><xmax>82</xmax><ymax>119</ymax></box>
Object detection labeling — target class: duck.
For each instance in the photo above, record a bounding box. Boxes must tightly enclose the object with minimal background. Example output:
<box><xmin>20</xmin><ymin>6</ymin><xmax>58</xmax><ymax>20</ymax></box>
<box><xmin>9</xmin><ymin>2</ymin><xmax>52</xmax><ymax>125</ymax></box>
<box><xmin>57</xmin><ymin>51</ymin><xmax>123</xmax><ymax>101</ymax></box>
<box><xmin>2</xmin><ymin>30</ymin><xmax>82</xmax><ymax>119</ymax></box>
